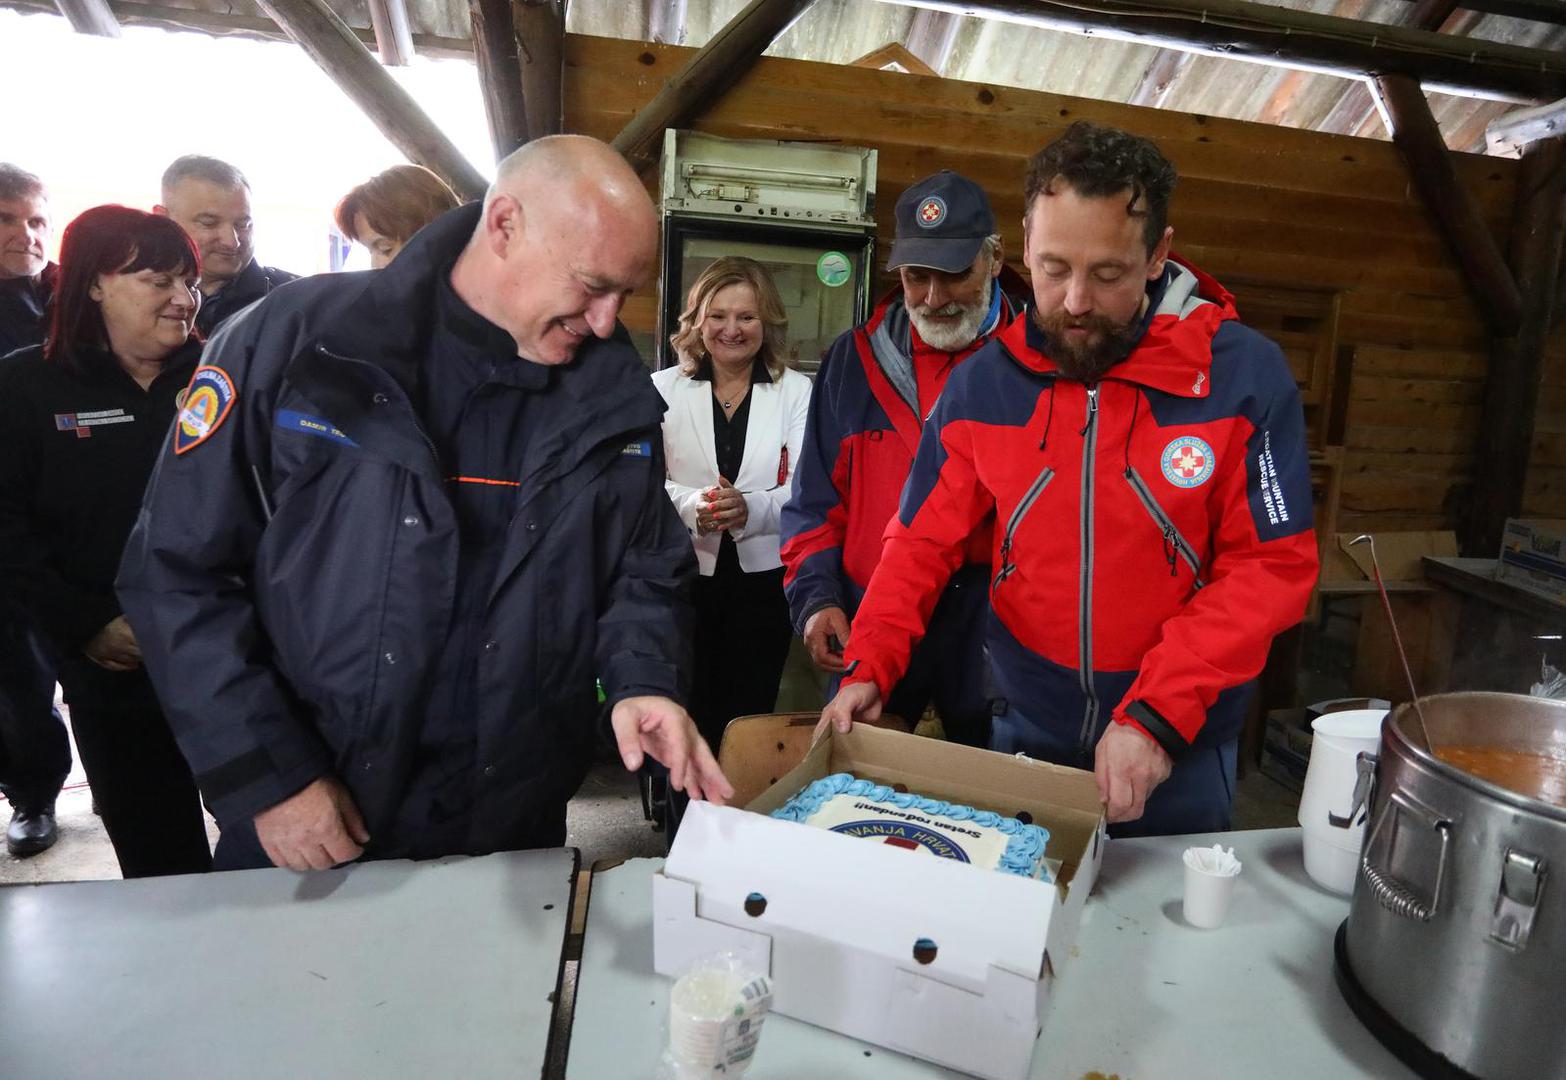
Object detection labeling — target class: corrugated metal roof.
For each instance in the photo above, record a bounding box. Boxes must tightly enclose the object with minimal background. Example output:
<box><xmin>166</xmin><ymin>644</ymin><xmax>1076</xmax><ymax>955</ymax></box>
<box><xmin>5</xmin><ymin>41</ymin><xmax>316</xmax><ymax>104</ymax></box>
<box><xmin>9</xmin><ymin>0</ymin><xmax>1560</xmax><ymax>154</ymax></box>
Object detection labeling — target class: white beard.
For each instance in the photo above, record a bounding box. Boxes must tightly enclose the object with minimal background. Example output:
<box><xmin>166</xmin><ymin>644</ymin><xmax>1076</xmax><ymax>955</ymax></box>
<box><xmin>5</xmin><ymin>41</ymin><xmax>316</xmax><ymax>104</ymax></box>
<box><xmin>907</xmin><ymin>274</ymin><xmax>992</xmax><ymax>353</ymax></box>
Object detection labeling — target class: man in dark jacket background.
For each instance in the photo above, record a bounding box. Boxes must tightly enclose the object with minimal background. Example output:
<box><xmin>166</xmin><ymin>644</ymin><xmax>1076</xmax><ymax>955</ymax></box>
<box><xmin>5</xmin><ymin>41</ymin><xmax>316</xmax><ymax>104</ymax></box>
<box><xmin>119</xmin><ymin>136</ymin><xmax>730</xmax><ymax>872</ymax></box>
<box><xmin>154</xmin><ymin>155</ymin><xmax>298</xmax><ymax>337</ymax></box>
<box><xmin>0</xmin><ymin>162</ymin><xmax>71</xmax><ymax>857</ymax></box>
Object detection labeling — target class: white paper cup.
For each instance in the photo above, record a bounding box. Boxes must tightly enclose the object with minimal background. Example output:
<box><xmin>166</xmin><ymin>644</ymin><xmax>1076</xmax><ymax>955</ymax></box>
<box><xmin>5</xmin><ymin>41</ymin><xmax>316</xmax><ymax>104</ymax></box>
<box><xmin>1183</xmin><ymin>850</ymin><xmax>1240</xmax><ymax>929</ymax></box>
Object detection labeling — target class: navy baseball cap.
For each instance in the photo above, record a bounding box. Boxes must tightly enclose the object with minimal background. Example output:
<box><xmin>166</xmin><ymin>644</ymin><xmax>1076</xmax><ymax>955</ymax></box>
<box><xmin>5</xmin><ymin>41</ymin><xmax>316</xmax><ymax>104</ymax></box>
<box><xmin>887</xmin><ymin>171</ymin><xmax>996</xmax><ymax>274</ymax></box>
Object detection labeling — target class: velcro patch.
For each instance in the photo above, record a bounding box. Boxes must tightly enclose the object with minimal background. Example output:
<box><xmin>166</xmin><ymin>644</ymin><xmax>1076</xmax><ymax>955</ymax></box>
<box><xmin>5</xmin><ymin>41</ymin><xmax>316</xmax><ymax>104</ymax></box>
<box><xmin>174</xmin><ymin>366</ymin><xmax>236</xmax><ymax>455</ymax></box>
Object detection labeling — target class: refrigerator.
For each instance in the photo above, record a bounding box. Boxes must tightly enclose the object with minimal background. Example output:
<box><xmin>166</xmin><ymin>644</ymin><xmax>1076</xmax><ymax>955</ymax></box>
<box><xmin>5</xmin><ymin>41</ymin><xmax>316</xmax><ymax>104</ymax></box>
<box><xmin>656</xmin><ymin>129</ymin><xmax>878</xmax><ymax>374</ymax></box>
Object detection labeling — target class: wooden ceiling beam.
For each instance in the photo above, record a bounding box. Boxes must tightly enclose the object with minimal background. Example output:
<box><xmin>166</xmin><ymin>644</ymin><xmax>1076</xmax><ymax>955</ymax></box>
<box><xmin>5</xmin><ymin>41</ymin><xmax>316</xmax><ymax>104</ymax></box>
<box><xmin>1126</xmin><ymin>49</ymin><xmax>1192</xmax><ymax>109</ymax></box>
<box><xmin>872</xmin><ymin>0</ymin><xmax>1565</xmax><ymax>102</ymax></box>
<box><xmin>252</xmin><ymin>0</ymin><xmax>488</xmax><ymax>200</ymax></box>
<box><xmin>516</xmin><ymin>0</ymin><xmax>564</xmax><ymax>142</ymax></box>
<box><xmin>1371</xmin><ymin>74</ymin><xmax>1523</xmax><ymax>333</ymax></box>
<box><xmin>469</xmin><ymin>0</ymin><xmax>529</xmax><ymax>159</ymax></box>
<box><xmin>1488</xmin><ymin>96</ymin><xmax>1566</xmax><ymax>157</ymax></box>
<box><xmin>612</xmin><ymin>0</ymin><xmax>817</xmax><ymax>175</ymax></box>
<box><xmin>1316</xmin><ymin>0</ymin><xmax>1457</xmax><ymax>137</ymax></box>
<box><xmin>365</xmin><ymin>0</ymin><xmax>414</xmax><ymax>65</ymax></box>
<box><xmin>53</xmin><ymin>0</ymin><xmax>119</xmax><ymax>36</ymax></box>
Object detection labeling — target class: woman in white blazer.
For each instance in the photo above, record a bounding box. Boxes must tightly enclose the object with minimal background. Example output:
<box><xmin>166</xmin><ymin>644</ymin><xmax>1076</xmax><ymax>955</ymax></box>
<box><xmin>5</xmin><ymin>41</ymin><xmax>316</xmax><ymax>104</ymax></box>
<box><xmin>652</xmin><ymin>257</ymin><xmax>812</xmax><ymax>753</ymax></box>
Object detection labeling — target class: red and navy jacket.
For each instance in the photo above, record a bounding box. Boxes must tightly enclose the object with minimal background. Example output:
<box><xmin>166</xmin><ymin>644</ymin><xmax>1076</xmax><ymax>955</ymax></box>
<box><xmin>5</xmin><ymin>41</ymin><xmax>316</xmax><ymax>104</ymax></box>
<box><xmin>779</xmin><ymin>279</ymin><xmax>1020</xmax><ymax>632</ymax></box>
<box><xmin>841</xmin><ymin>258</ymin><xmax>1319</xmax><ymax>758</ymax></box>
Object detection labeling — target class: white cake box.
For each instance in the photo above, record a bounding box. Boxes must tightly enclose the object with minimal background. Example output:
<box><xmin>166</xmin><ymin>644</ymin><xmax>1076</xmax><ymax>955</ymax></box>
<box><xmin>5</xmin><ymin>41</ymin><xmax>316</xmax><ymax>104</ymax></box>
<box><xmin>652</xmin><ymin>724</ymin><xmax>1106</xmax><ymax>1080</ymax></box>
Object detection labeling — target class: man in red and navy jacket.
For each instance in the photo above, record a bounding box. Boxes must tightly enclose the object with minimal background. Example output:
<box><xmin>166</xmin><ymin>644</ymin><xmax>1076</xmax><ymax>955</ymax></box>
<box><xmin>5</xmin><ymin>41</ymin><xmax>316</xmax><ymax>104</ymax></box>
<box><xmin>822</xmin><ymin>123</ymin><xmax>1319</xmax><ymax>836</ymax></box>
<box><xmin>781</xmin><ymin>171</ymin><xmax>1023</xmax><ymax>747</ymax></box>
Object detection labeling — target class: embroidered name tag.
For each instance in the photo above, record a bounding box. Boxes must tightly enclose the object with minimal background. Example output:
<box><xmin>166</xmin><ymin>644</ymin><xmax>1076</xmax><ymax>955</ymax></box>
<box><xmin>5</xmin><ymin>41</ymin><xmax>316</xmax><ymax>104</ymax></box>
<box><xmin>174</xmin><ymin>366</ymin><xmax>237</xmax><ymax>455</ymax></box>
<box><xmin>54</xmin><ymin>409</ymin><xmax>135</xmax><ymax>438</ymax></box>
<box><xmin>276</xmin><ymin>409</ymin><xmax>358</xmax><ymax>447</ymax></box>
<box><xmin>621</xmin><ymin>440</ymin><xmax>652</xmax><ymax>458</ymax></box>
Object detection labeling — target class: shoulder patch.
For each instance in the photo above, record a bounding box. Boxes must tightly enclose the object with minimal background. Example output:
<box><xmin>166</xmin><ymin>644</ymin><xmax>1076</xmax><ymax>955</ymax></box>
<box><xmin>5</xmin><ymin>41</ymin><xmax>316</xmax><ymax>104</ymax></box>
<box><xmin>174</xmin><ymin>365</ymin><xmax>237</xmax><ymax>455</ymax></box>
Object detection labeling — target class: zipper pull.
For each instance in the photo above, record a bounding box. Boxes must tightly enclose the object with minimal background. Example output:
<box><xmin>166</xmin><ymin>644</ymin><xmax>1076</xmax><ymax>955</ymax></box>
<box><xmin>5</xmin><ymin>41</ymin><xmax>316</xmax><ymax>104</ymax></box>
<box><xmin>1163</xmin><ymin>524</ymin><xmax>1178</xmax><ymax>576</ymax></box>
<box><xmin>1079</xmin><ymin>386</ymin><xmax>1099</xmax><ymax>436</ymax></box>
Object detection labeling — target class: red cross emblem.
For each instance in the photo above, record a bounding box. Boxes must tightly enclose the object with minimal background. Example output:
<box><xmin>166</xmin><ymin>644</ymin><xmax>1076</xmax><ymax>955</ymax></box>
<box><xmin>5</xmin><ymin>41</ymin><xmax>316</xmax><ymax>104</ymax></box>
<box><xmin>917</xmin><ymin>196</ymin><xmax>946</xmax><ymax>226</ymax></box>
<box><xmin>1171</xmin><ymin>445</ymin><xmax>1206</xmax><ymax>477</ymax></box>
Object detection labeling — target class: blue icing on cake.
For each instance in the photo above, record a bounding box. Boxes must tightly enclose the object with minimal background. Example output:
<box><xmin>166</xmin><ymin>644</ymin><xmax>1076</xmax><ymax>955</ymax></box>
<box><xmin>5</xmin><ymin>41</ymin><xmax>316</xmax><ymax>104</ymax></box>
<box><xmin>772</xmin><ymin>772</ymin><xmax>1052</xmax><ymax>881</ymax></box>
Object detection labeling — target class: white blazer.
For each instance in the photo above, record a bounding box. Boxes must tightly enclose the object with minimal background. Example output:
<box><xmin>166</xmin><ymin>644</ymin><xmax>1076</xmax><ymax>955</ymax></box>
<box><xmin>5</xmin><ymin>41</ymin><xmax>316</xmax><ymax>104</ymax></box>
<box><xmin>651</xmin><ymin>364</ymin><xmax>812</xmax><ymax>576</ymax></box>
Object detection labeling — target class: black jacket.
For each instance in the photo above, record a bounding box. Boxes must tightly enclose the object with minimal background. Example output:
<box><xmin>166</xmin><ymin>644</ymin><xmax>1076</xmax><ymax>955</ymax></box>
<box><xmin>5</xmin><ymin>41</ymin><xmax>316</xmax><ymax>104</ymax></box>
<box><xmin>196</xmin><ymin>258</ymin><xmax>298</xmax><ymax>338</ymax></box>
<box><xmin>117</xmin><ymin>204</ymin><xmax>696</xmax><ymax>854</ymax></box>
<box><xmin>0</xmin><ymin>264</ymin><xmax>56</xmax><ymax>359</ymax></box>
<box><xmin>0</xmin><ymin>339</ymin><xmax>200</xmax><ymax>654</ymax></box>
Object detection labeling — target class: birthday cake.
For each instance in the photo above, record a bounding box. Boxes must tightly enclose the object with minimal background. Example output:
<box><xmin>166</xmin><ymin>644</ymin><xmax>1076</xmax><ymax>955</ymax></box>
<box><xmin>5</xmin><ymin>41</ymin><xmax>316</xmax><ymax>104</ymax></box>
<box><xmin>771</xmin><ymin>773</ymin><xmax>1053</xmax><ymax>881</ymax></box>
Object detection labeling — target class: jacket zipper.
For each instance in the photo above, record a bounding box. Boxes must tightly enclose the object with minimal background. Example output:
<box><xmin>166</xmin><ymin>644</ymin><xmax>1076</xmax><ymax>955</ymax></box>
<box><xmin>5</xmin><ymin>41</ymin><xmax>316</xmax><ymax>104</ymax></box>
<box><xmin>992</xmin><ymin>466</ymin><xmax>1056</xmax><ymax>593</ymax></box>
<box><xmin>315</xmin><ymin>344</ymin><xmax>442</xmax><ymax>469</ymax></box>
<box><xmin>1124</xmin><ymin>466</ymin><xmax>1206</xmax><ymax>588</ymax></box>
<box><xmin>1077</xmin><ymin>385</ymin><xmax>1100</xmax><ymax>754</ymax></box>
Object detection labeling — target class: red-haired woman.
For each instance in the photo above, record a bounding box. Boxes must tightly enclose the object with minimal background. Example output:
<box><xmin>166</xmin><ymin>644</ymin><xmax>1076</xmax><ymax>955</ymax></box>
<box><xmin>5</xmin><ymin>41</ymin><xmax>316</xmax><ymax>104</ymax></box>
<box><xmin>0</xmin><ymin>205</ymin><xmax>212</xmax><ymax>877</ymax></box>
<box><xmin>334</xmin><ymin>164</ymin><xmax>460</xmax><ymax>269</ymax></box>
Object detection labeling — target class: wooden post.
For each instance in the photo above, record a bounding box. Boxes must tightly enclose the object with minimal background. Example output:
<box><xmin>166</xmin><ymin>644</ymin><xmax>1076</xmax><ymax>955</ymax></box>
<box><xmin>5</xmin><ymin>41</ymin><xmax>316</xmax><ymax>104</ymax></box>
<box><xmin>365</xmin><ymin>0</ymin><xmax>414</xmax><ymax>65</ymax></box>
<box><xmin>252</xmin><ymin>0</ymin><xmax>488</xmax><ymax>200</ymax></box>
<box><xmin>872</xmin><ymin>0</ymin><xmax>1564</xmax><ymax>102</ymax></box>
<box><xmin>53</xmin><ymin>0</ymin><xmax>119</xmax><ymax>36</ymax></box>
<box><xmin>516</xmin><ymin>0</ymin><xmax>564</xmax><ymax>143</ymax></box>
<box><xmin>1370</xmin><ymin>74</ymin><xmax>1524</xmax><ymax>335</ymax></box>
<box><xmin>469</xmin><ymin>0</ymin><xmax>529</xmax><ymax>159</ymax></box>
<box><xmin>1464</xmin><ymin>138</ymin><xmax>1566</xmax><ymax>555</ymax></box>
<box><xmin>612</xmin><ymin>0</ymin><xmax>817</xmax><ymax>174</ymax></box>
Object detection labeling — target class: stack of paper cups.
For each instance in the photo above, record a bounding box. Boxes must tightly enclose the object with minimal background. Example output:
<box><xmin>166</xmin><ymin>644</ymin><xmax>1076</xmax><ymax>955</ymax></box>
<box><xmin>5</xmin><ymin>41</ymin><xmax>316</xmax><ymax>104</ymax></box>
<box><xmin>666</xmin><ymin>966</ymin><xmax>773</xmax><ymax>1078</ymax></box>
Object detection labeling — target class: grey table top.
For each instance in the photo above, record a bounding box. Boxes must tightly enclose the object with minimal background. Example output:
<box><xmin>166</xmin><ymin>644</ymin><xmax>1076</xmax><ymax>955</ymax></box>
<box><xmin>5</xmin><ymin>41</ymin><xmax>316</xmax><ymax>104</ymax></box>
<box><xmin>0</xmin><ymin>847</ymin><xmax>577</xmax><ymax>1080</ymax></box>
<box><xmin>566</xmin><ymin>829</ymin><xmax>1418</xmax><ymax>1078</ymax></box>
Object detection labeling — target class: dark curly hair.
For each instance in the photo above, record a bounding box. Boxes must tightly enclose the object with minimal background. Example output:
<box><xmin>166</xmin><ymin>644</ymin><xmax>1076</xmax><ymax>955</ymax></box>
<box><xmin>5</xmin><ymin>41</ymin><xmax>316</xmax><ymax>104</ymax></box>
<box><xmin>1024</xmin><ymin>121</ymin><xmax>1177</xmax><ymax>255</ymax></box>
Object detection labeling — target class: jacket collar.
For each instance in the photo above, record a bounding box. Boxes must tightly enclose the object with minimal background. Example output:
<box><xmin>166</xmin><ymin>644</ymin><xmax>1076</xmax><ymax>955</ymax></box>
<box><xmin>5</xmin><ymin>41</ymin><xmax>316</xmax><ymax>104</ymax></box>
<box><xmin>997</xmin><ymin>255</ymin><xmax>1235</xmax><ymax>399</ymax></box>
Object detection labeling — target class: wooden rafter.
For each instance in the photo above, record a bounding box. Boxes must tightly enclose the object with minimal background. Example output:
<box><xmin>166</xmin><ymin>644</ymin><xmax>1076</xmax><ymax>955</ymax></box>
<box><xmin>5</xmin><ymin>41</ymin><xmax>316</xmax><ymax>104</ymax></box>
<box><xmin>872</xmin><ymin>0</ymin><xmax>1565</xmax><ymax>102</ymax></box>
<box><xmin>516</xmin><ymin>0</ymin><xmax>564</xmax><ymax>142</ymax></box>
<box><xmin>1400</xmin><ymin>0</ymin><xmax>1566</xmax><ymax>26</ymax></box>
<box><xmin>469</xmin><ymin>0</ymin><xmax>529</xmax><ymax>159</ymax></box>
<box><xmin>252</xmin><ymin>0</ymin><xmax>488</xmax><ymax>200</ymax></box>
<box><xmin>612</xmin><ymin>0</ymin><xmax>817</xmax><ymax>174</ymax></box>
<box><xmin>1315</xmin><ymin>0</ymin><xmax>1458</xmax><ymax>137</ymax></box>
<box><xmin>53</xmin><ymin>0</ymin><xmax>118</xmax><ymax>36</ymax></box>
<box><xmin>1370</xmin><ymin>74</ymin><xmax>1523</xmax><ymax>334</ymax></box>
<box><xmin>1488</xmin><ymin>97</ymin><xmax>1566</xmax><ymax>157</ymax></box>
<box><xmin>365</xmin><ymin>0</ymin><xmax>413</xmax><ymax>65</ymax></box>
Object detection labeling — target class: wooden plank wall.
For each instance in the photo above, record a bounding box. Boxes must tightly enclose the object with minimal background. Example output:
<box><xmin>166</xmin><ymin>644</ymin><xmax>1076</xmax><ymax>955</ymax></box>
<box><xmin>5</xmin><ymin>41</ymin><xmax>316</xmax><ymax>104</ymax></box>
<box><xmin>563</xmin><ymin>33</ymin><xmax>1561</xmax><ymax>538</ymax></box>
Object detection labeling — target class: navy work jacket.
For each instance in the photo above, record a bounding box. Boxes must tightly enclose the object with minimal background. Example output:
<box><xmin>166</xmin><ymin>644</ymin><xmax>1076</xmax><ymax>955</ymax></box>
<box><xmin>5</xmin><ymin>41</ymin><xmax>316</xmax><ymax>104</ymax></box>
<box><xmin>117</xmin><ymin>203</ymin><xmax>694</xmax><ymax>853</ymax></box>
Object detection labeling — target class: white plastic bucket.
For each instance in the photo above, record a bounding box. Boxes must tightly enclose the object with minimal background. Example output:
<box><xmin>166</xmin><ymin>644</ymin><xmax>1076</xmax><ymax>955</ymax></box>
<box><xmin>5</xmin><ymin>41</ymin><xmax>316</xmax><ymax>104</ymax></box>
<box><xmin>1298</xmin><ymin>708</ymin><xmax>1386</xmax><ymax>894</ymax></box>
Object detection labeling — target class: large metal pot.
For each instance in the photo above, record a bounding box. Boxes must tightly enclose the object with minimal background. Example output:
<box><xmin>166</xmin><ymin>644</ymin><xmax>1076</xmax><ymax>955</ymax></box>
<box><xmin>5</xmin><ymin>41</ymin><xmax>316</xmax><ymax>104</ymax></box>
<box><xmin>1336</xmin><ymin>692</ymin><xmax>1566</xmax><ymax>1079</ymax></box>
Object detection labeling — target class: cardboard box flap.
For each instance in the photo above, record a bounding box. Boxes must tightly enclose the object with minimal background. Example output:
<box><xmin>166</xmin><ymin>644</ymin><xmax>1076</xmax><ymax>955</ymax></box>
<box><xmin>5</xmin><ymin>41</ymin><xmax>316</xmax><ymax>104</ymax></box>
<box><xmin>666</xmin><ymin>801</ymin><xmax>1052</xmax><ymax>986</ymax></box>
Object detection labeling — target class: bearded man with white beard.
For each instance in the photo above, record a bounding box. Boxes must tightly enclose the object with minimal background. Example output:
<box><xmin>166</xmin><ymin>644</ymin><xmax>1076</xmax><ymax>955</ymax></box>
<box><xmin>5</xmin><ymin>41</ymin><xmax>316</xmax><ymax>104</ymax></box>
<box><xmin>781</xmin><ymin>171</ymin><xmax>1026</xmax><ymax>748</ymax></box>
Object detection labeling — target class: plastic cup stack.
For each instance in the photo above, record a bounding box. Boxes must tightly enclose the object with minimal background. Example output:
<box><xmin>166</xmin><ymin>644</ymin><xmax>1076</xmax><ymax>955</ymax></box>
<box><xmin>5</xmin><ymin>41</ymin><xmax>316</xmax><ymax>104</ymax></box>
<box><xmin>1182</xmin><ymin>843</ymin><xmax>1242</xmax><ymax>929</ymax></box>
<box><xmin>665</xmin><ymin>966</ymin><xmax>772</xmax><ymax>1079</ymax></box>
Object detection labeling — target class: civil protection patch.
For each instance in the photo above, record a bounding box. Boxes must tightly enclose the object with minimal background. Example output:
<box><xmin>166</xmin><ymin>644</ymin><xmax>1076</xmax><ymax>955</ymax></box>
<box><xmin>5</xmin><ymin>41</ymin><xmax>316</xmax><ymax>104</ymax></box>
<box><xmin>621</xmin><ymin>440</ymin><xmax>652</xmax><ymax>458</ymax></box>
<box><xmin>916</xmin><ymin>196</ymin><xmax>947</xmax><ymax>228</ymax></box>
<box><xmin>1160</xmin><ymin>435</ymin><xmax>1215</xmax><ymax>489</ymax></box>
<box><xmin>174</xmin><ymin>365</ymin><xmax>236</xmax><ymax>455</ymax></box>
